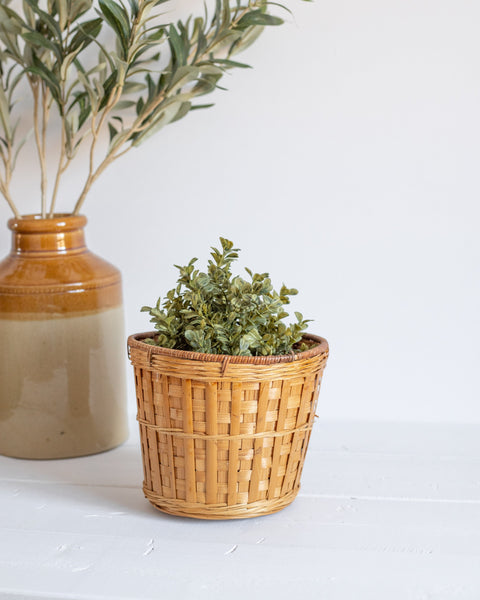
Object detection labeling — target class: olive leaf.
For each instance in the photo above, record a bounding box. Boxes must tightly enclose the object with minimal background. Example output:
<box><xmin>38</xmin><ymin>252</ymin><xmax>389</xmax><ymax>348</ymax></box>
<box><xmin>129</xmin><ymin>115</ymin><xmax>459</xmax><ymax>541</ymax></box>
<box><xmin>0</xmin><ymin>0</ymin><xmax>309</xmax><ymax>219</ymax></box>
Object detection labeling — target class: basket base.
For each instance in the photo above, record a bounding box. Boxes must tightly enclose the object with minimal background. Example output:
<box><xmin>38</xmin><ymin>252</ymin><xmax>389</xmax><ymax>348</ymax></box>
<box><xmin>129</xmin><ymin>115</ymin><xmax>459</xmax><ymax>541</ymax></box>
<box><xmin>143</xmin><ymin>486</ymin><xmax>300</xmax><ymax>520</ymax></box>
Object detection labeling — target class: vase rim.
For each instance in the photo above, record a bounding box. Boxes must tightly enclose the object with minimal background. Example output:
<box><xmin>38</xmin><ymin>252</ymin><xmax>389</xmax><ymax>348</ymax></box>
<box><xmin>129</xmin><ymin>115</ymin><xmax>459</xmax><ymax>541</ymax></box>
<box><xmin>7</xmin><ymin>214</ymin><xmax>87</xmax><ymax>233</ymax></box>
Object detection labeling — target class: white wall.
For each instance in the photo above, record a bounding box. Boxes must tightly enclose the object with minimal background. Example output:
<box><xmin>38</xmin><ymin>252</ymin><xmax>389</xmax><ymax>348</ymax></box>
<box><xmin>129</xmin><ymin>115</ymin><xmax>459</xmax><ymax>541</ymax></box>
<box><xmin>1</xmin><ymin>0</ymin><xmax>479</xmax><ymax>423</ymax></box>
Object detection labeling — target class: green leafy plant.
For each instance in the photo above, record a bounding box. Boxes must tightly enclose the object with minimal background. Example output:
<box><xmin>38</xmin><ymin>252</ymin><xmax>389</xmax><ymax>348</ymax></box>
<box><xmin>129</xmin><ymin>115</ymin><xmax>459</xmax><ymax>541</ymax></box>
<box><xmin>141</xmin><ymin>237</ymin><xmax>312</xmax><ymax>356</ymax></box>
<box><xmin>0</xmin><ymin>0</ymin><xmax>306</xmax><ymax>219</ymax></box>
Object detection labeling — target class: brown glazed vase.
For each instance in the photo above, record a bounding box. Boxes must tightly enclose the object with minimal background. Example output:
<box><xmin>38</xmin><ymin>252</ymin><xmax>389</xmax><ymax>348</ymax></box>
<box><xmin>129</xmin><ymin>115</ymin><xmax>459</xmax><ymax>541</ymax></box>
<box><xmin>0</xmin><ymin>214</ymin><xmax>128</xmax><ymax>459</ymax></box>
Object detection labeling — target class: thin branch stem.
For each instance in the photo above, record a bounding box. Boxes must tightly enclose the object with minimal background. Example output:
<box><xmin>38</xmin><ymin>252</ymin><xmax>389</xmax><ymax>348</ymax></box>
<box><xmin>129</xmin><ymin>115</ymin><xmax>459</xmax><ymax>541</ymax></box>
<box><xmin>0</xmin><ymin>179</ymin><xmax>20</xmax><ymax>218</ymax></box>
<box><xmin>49</xmin><ymin>119</ymin><xmax>69</xmax><ymax>218</ymax></box>
<box><xmin>31</xmin><ymin>81</ymin><xmax>48</xmax><ymax>218</ymax></box>
<box><xmin>72</xmin><ymin>0</ymin><xmax>263</xmax><ymax>215</ymax></box>
<box><xmin>48</xmin><ymin>16</ymin><xmax>75</xmax><ymax>219</ymax></box>
<box><xmin>72</xmin><ymin>1</ymin><xmax>161</xmax><ymax>215</ymax></box>
<box><xmin>73</xmin><ymin>145</ymin><xmax>130</xmax><ymax>215</ymax></box>
<box><xmin>0</xmin><ymin>66</ymin><xmax>20</xmax><ymax>218</ymax></box>
<box><xmin>72</xmin><ymin>87</ymin><xmax>125</xmax><ymax>215</ymax></box>
<box><xmin>41</xmin><ymin>83</ymin><xmax>49</xmax><ymax>205</ymax></box>
<box><xmin>5</xmin><ymin>138</ymin><xmax>13</xmax><ymax>189</ymax></box>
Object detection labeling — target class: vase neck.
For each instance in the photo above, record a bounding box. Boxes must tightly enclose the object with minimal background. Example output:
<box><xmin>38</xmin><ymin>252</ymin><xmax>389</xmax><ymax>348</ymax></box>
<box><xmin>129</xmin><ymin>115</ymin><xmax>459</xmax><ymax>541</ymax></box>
<box><xmin>8</xmin><ymin>214</ymin><xmax>87</xmax><ymax>255</ymax></box>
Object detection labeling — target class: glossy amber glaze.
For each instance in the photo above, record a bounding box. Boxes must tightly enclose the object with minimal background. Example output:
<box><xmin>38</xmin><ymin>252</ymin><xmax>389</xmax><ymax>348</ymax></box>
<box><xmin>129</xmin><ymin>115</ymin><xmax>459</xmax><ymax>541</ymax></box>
<box><xmin>0</xmin><ymin>215</ymin><xmax>128</xmax><ymax>459</ymax></box>
<box><xmin>0</xmin><ymin>214</ymin><xmax>122</xmax><ymax>317</ymax></box>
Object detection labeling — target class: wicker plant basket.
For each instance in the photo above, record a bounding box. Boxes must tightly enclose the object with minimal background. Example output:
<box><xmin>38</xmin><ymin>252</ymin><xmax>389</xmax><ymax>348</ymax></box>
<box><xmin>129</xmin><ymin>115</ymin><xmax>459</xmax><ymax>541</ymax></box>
<box><xmin>128</xmin><ymin>332</ymin><xmax>329</xmax><ymax>520</ymax></box>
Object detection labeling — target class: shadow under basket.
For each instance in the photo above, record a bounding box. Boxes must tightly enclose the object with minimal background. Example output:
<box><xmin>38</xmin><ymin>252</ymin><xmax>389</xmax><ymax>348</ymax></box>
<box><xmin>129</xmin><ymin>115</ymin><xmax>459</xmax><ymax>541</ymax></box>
<box><xmin>127</xmin><ymin>333</ymin><xmax>329</xmax><ymax>520</ymax></box>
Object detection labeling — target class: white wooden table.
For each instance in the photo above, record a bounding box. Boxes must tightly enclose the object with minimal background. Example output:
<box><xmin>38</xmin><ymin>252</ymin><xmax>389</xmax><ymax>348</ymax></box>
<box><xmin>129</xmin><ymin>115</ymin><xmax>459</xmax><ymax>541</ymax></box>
<box><xmin>1</xmin><ymin>417</ymin><xmax>479</xmax><ymax>599</ymax></box>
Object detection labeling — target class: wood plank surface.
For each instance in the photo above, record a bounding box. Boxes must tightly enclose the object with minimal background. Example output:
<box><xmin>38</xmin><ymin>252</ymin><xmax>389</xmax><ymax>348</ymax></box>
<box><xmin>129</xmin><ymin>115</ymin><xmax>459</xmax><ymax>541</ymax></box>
<box><xmin>1</xmin><ymin>419</ymin><xmax>479</xmax><ymax>600</ymax></box>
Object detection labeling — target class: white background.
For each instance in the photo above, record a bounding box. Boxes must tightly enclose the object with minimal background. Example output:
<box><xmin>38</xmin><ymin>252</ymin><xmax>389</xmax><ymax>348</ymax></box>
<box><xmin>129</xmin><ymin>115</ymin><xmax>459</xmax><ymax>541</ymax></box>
<box><xmin>1</xmin><ymin>0</ymin><xmax>479</xmax><ymax>424</ymax></box>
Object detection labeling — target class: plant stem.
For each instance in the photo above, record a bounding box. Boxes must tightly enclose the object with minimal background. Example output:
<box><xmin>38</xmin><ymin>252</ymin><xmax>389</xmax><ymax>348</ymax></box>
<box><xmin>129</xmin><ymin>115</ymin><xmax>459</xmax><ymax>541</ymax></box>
<box><xmin>0</xmin><ymin>179</ymin><xmax>20</xmax><ymax>218</ymax></box>
<box><xmin>72</xmin><ymin>1</ymin><xmax>151</xmax><ymax>215</ymax></box>
<box><xmin>73</xmin><ymin>0</ymin><xmax>262</xmax><ymax>215</ymax></box>
<box><xmin>73</xmin><ymin>147</ymin><xmax>131</xmax><ymax>215</ymax></box>
<box><xmin>72</xmin><ymin>82</ymin><xmax>124</xmax><ymax>215</ymax></box>
<box><xmin>49</xmin><ymin>120</ymin><xmax>69</xmax><ymax>218</ymax></box>
<box><xmin>0</xmin><ymin>130</ymin><xmax>20</xmax><ymax>218</ymax></box>
<box><xmin>31</xmin><ymin>82</ymin><xmax>48</xmax><ymax>218</ymax></box>
<box><xmin>49</xmin><ymin>17</ymin><xmax>75</xmax><ymax>218</ymax></box>
<box><xmin>41</xmin><ymin>84</ymin><xmax>49</xmax><ymax>213</ymax></box>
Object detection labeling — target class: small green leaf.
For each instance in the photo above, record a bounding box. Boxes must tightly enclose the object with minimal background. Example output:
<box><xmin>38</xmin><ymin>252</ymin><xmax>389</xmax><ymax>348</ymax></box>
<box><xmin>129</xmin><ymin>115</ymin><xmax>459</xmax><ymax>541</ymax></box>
<box><xmin>168</xmin><ymin>24</ymin><xmax>187</xmax><ymax>67</ymax></box>
<box><xmin>57</xmin><ymin>0</ymin><xmax>69</xmax><ymax>29</ymax></box>
<box><xmin>70</xmin><ymin>0</ymin><xmax>94</xmax><ymax>20</ymax></box>
<box><xmin>190</xmin><ymin>103</ymin><xmax>214</xmax><ymax>110</ymax></box>
<box><xmin>108</xmin><ymin>121</ymin><xmax>118</xmax><ymax>141</ymax></box>
<box><xmin>23</xmin><ymin>0</ymin><xmax>62</xmax><ymax>39</ymax></box>
<box><xmin>123</xmin><ymin>81</ymin><xmax>147</xmax><ymax>94</ymax></box>
<box><xmin>0</xmin><ymin>85</ymin><xmax>12</xmax><ymax>140</ymax></box>
<box><xmin>141</xmin><ymin>238</ymin><xmax>312</xmax><ymax>356</ymax></box>
<box><xmin>169</xmin><ymin>65</ymin><xmax>200</xmax><ymax>93</ymax></box>
<box><xmin>170</xmin><ymin>101</ymin><xmax>192</xmax><ymax>123</ymax></box>
<box><xmin>210</xmin><ymin>58</ymin><xmax>251</xmax><ymax>69</ymax></box>
<box><xmin>98</xmin><ymin>69</ymin><xmax>118</xmax><ymax>109</ymax></box>
<box><xmin>69</xmin><ymin>18</ymin><xmax>103</xmax><ymax>52</ymax></box>
<box><xmin>98</xmin><ymin>0</ymin><xmax>131</xmax><ymax>58</ymax></box>
<box><xmin>114</xmin><ymin>99</ymin><xmax>135</xmax><ymax>110</ymax></box>
<box><xmin>235</xmin><ymin>10</ymin><xmax>284</xmax><ymax>29</ymax></box>
<box><xmin>21</xmin><ymin>31</ymin><xmax>63</xmax><ymax>62</ymax></box>
<box><xmin>28</xmin><ymin>57</ymin><xmax>63</xmax><ymax>109</ymax></box>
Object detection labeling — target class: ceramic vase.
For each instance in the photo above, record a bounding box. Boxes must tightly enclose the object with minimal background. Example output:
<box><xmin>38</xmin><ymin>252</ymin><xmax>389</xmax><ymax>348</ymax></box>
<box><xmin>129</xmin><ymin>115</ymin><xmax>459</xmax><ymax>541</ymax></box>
<box><xmin>0</xmin><ymin>214</ymin><xmax>128</xmax><ymax>459</ymax></box>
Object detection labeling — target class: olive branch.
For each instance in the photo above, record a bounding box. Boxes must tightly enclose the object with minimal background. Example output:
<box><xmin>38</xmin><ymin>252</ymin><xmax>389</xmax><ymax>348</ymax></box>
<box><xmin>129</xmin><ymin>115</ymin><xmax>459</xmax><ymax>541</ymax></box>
<box><xmin>0</xmin><ymin>0</ymin><xmax>302</xmax><ymax>218</ymax></box>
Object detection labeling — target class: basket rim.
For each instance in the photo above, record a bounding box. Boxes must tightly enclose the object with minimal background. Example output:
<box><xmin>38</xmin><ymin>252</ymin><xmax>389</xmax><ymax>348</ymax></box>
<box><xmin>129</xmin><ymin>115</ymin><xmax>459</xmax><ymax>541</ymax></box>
<box><xmin>127</xmin><ymin>332</ymin><xmax>328</xmax><ymax>365</ymax></box>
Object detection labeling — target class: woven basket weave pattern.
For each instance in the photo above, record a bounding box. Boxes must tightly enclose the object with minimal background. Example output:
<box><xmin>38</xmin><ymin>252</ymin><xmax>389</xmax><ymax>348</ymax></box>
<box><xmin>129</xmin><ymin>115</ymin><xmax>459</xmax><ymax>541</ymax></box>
<box><xmin>129</xmin><ymin>333</ymin><xmax>328</xmax><ymax>519</ymax></box>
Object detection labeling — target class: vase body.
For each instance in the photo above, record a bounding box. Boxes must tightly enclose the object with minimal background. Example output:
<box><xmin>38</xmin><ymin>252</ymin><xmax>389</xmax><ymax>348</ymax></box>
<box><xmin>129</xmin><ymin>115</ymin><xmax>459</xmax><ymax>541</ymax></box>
<box><xmin>0</xmin><ymin>214</ymin><xmax>128</xmax><ymax>459</ymax></box>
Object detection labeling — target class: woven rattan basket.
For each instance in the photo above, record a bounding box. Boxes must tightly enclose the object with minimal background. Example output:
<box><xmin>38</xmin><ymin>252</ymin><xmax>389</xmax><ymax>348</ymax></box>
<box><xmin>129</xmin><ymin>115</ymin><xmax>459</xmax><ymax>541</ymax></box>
<box><xmin>128</xmin><ymin>332</ymin><xmax>329</xmax><ymax>520</ymax></box>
